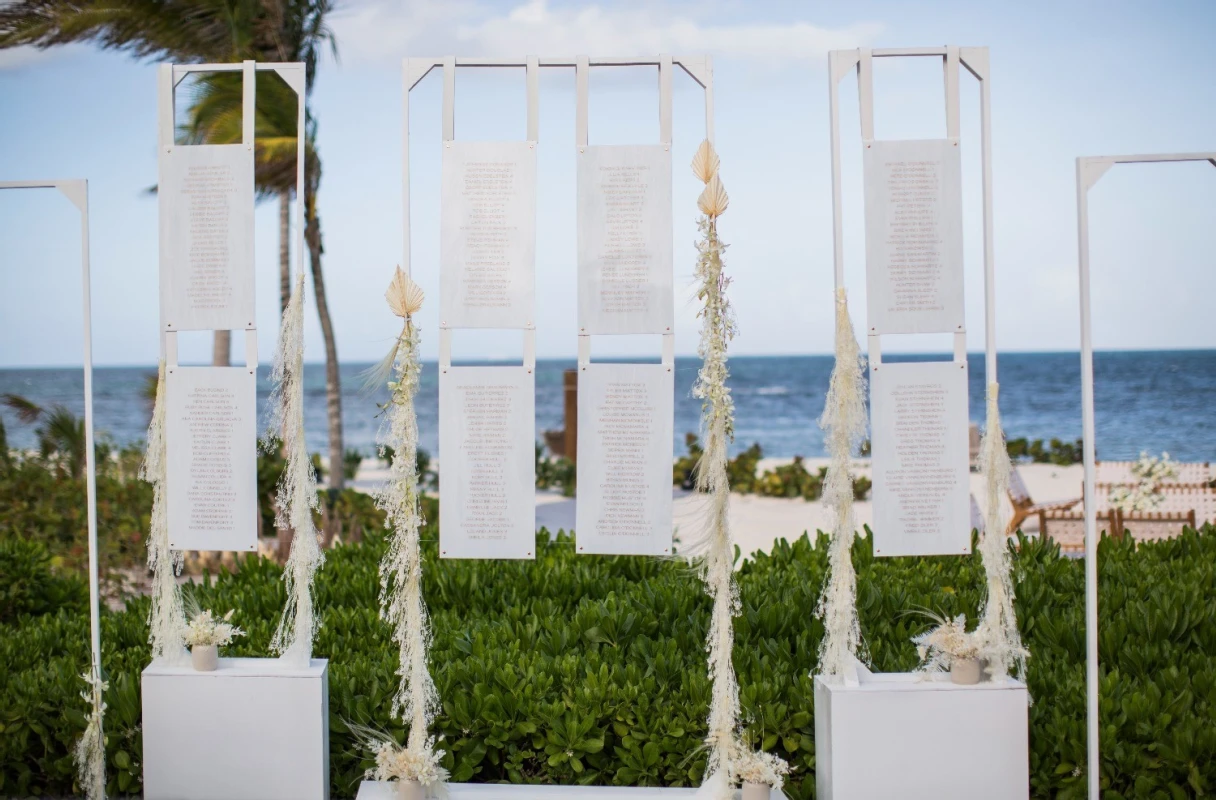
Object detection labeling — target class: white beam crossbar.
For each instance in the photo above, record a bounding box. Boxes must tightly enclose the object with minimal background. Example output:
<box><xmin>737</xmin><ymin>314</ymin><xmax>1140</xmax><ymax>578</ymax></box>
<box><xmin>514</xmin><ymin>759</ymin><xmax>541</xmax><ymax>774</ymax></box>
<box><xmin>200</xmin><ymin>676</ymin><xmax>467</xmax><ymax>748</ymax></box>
<box><xmin>1074</xmin><ymin>151</ymin><xmax>1216</xmax><ymax>800</ymax></box>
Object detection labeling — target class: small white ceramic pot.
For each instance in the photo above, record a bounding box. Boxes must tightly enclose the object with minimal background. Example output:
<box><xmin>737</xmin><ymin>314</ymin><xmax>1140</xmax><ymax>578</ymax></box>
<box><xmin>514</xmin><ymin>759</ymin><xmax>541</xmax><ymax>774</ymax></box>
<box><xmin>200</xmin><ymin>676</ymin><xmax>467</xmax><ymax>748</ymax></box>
<box><xmin>191</xmin><ymin>644</ymin><xmax>218</xmax><ymax>671</ymax></box>
<box><xmin>950</xmin><ymin>657</ymin><xmax>982</xmax><ymax>685</ymax></box>
<box><xmin>742</xmin><ymin>782</ymin><xmax>771</xmax><ymax>800</ymax></box>
<box><xmin>396</xmin><ymin>779</ymin><xmax>425</xmax><ymax>800</ymax></box>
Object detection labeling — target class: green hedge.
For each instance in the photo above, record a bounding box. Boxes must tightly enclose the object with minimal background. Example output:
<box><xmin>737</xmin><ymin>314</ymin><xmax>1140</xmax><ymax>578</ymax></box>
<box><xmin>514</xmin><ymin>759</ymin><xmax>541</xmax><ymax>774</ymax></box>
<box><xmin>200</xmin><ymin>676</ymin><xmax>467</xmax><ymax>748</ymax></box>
<box><xmin>2</xmin><ymin>510</ymin><xmax>1215</xmax><ymax>798</ymax></box>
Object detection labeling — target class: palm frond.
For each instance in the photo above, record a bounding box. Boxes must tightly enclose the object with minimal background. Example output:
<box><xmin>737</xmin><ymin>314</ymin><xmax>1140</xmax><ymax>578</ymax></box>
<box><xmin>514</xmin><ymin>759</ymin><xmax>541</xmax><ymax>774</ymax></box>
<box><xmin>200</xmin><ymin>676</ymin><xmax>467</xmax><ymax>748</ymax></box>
<box><xmin>1</xmin><ymin>393</ymin><xmax>43</xmax><ymax>424</ymax></box>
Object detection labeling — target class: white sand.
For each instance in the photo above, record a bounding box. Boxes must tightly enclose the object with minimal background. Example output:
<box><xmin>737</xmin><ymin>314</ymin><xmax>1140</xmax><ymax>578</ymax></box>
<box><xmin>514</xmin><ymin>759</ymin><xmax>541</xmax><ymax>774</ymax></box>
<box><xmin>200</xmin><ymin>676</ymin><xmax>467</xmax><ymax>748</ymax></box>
<box><xmin>352</xmin><ymin>457</ymin><xmax>1089</xmax><ymax>561</ymax></box>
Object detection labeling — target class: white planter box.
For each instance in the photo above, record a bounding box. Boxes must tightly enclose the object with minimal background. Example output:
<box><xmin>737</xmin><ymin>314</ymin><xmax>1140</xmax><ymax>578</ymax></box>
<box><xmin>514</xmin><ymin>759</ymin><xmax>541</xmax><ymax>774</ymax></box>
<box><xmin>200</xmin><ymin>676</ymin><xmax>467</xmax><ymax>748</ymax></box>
<box><xmin>357</xmin><ymin>783</ymin><xmax>789</xmax><ymax>799</ymax></box>
<box><xmin>814</xmin><ymin>663</ymin><xmax>1028</xmax><ymax>800</ymax></box>
<box><xmin>142</xmin><ymin>657</ymin><xmax>329</xmax><ymax>800</ymax></box>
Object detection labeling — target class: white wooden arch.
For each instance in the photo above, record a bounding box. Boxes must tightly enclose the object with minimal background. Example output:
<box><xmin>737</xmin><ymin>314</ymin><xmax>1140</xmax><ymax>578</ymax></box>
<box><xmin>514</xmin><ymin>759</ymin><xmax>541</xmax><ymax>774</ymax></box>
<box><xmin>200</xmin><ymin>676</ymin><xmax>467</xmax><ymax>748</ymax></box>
<box><xmin>1074</xmin><ymin>150</ymin><xmax>1216</xmax><ymax>800</ymax></box>
<box><xmin>402</xmin><ymin>55</ymin><xmax>714</xmax><ymax>561</ymax></box>
<box><xmin>828</xmin><ymin>46</ymin><xmax>997</xmax><ymax>557</ymax></box>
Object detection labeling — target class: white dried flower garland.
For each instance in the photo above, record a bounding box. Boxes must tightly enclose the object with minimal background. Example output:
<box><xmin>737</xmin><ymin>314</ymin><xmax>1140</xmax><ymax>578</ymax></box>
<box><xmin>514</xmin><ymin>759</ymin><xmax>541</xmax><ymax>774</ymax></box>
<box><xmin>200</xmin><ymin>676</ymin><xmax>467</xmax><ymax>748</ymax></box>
<box><xmin>686</xmin><ymin>140</ymin><xmax>787</xmax><ymax>798</ymax></box>
<box><xmin>815</xmin><ymin>289</ymin><xmax>868</xmax><ymax>678</ymax></box>
<box><xmin>266</xmin><ymin>272</ymin><xmax>325</xmax><ymax>666</ymax></box>
<box><xmin>364</xmin><ymin>267</ymin><xmax>447</xmax><ymax>796</ymax></box>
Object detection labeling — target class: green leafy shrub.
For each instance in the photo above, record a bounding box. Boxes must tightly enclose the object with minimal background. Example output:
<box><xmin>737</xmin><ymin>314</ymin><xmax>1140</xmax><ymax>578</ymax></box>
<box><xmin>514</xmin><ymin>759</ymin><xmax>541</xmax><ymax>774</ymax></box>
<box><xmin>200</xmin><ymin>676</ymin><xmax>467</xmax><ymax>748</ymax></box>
<box><xmin>1008</xmin><ymin>437</ymin><xmax>1084</xmax><ymax>465</ymax></box>
<box><xmin>0</xmin><ymin>538</ymin><xmax>87</xmax><ymax>624</ymax></box>
<box><xmin>536</xmin><ymin>443</ymin><xmax>576</xmax><ymax>497</ymax></box>
<box><xmin>2</xmin><ymin>518</ymin><xmax>1215</xmax><ymax>799</ymax></box>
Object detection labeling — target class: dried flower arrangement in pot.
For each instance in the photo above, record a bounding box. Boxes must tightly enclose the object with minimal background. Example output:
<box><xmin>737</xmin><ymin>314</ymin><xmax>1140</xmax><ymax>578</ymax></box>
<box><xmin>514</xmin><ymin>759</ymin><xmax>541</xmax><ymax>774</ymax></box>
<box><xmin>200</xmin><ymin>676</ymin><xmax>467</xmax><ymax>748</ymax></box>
<box><xmin>734</xmin><ymin>747</ymin><xmax>790</xmax><ymax>800</ymax></box>
<box><xmin>182</xmin><ymin>608</ymin><xmax>244</xmax><ymax>671</ymax></box>
<box><xmin>353</xmin><ymin>725</ymin><xmax>449</xmax><ymax>800</ymax></box>
<box><xmin>911</xmin><ymin>611</ymin><xmax>983</xmax><ymax>685</ymax></box>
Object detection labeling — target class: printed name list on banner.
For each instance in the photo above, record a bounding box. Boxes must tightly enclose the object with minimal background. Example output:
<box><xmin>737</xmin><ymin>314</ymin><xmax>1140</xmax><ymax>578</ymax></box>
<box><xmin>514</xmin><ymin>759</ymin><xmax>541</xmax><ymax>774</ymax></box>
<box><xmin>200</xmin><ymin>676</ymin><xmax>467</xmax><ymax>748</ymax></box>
<box><xmin>862</xmin><ymin>139</ymin><xmax>964</xmax><ymax>335</ymax></box>
<box><xmin>165</xmin><ymin>366</ymin><xmax>257</xmax><ymax>552</ymax></box>
<box><xmin>870</xmin><ymin>360</ymin><xmax>970</xmax><ymax>556</ymax></box>
<box><xmin>159</xmin><ymin>144</ymin><xmax>256</xmax><ymax>332</ymax></box>
<box><xmin>577</xmin><ymin>145</ymin><xmax>674</xmax><ymax>334</ymax></box>
<box><xmin>576</xmin><ymin>364</ymin><xmax>674</xmax><ymax>555</ymax></box>
<box><xmin>439</xmin><ymin>367</ymin><xmax>536</xmax><ymax>559</ymax></box>
<box><xmin>440</xmin><ymin>141</ymin><xmax>537</xmax><ymax>329</ymax></box>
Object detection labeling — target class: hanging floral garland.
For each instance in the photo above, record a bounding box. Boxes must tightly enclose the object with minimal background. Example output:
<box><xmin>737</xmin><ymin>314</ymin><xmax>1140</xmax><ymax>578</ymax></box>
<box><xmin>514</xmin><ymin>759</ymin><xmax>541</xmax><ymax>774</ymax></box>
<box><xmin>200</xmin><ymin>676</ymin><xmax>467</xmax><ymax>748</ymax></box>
<box><xmin>972</xmin><ymin>383</ymin><xmax>1029</xmax><ymax>681</ymax></box>
<box><xmin>143</xmin><ymin>359</ymin><xmax>188</xmax><ymax>664</ymax></box>
<box><xmin>814</xmin><ymin>290</ymin><xmax>868</xmax><ymax>678</ymax></box>
<box><xmin>266</xmin><ymin>273</ymin><xmax>325</xmax><ymax>665</ymax></box>
<box><xmin>359</xmin><ymin>267</ymin><xmax>448</xmax><ymax>797</ymax></box>
<box><xmin>687</xmin><ymin>140</ymin><xmax>788</xmax><ymax>798</ymax></box>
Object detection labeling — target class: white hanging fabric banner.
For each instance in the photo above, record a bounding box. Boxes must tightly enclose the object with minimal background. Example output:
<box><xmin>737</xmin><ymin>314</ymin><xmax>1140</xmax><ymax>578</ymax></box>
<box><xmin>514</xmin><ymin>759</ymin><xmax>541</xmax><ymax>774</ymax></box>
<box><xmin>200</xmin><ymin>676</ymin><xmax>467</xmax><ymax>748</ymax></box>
<box><xmin>575</xmin><ymin>363</ymin><xmax>674</xmax><ymax>555</ymax></box>
<box><xmin>577</xmin><ymin>145</ymin><xmax>674</xmax><ymax>335</ymax></box>
<box><xmin>438</xmin><ymin>366</ymin><xmax>536</xmax><ymax>558</ymax></box>
<box><xmin>863</xmin><ymin>138</ymin><xmax>964</xmax><ymax>335</ymax></box>
<box><xmin>165</xmin><ymin>365</ymin><xmax>258</xmax><ymax>552</ymax></box>
<box><xmin>158</xmin><ymin>144</ymin><xmax>256</xmax><ymax>331</ymax></box>
<box><xmin>870</xmin><ymin>359</ymin><xmax>970</xmax><ymax>556</ymax></box>
<box><xmin>440</xmin><ymin>141</ymin><xmax>537</xmax><ymax>329</ymax></box>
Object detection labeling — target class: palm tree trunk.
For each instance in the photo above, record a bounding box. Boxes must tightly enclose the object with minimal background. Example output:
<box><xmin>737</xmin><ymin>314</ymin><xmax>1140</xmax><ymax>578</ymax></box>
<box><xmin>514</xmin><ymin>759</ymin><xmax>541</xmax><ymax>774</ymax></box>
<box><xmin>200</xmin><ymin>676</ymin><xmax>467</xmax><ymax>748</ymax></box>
<box><xmin>212</xmin><ymin>330</ymin><xmax>231</xmax><ymax>366</ymax></box>
<box><xmin>305</xmin><ymin>204</ymin><xmax>344</xmax><ymax>490</ymax></box>
<box><xmin>279</xmin><ymin>189</ymin><xmax>291</xmax><ymax>317</ymax></box>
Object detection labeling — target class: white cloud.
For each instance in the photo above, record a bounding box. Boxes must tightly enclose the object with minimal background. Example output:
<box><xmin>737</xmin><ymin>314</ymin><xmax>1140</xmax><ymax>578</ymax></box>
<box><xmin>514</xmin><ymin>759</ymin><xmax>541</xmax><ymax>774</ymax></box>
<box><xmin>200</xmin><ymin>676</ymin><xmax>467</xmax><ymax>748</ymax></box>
<box><xmin>331</xmin><ymin>0</ymin><xmax>881</xmax><ymax>67</ymax></box>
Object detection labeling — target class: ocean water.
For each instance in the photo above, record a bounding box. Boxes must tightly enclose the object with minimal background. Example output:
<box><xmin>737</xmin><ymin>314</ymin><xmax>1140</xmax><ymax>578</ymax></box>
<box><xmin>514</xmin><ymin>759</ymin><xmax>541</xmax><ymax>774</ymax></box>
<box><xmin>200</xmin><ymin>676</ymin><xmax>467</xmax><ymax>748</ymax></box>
<box><xmin>2</xmin><ymin>350</ymin><xmax>1214</xmax><ymax>462</ymax></box>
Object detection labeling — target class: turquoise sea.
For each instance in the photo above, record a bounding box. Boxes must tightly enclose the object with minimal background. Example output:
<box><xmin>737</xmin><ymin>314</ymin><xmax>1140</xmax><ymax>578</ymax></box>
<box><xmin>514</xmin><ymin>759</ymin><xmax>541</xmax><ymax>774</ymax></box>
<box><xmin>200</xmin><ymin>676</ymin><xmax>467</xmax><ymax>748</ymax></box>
<box><xmin>1</xmin><ymin>350</ymin><xmax>1214</xmax><ymax>462</ymax></box>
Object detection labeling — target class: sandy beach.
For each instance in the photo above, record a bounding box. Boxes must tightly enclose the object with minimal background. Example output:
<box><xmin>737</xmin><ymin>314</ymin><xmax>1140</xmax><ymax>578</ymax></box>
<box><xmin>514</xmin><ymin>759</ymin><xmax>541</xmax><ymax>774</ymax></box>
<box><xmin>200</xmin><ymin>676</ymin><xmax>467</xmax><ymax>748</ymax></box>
<box><xmin>351</xmin><ymin>458</ymin><xmax>1089</xmax><ymax>560</ymax></box>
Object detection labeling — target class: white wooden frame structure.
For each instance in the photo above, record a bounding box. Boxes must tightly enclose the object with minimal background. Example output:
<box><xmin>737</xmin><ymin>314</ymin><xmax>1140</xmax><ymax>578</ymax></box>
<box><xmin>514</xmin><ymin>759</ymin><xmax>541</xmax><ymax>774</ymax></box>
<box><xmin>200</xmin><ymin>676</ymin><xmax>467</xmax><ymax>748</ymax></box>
<box><xmin>401</xmin><ymin>56</ymin><xmax>713</xmax><ymax>560</ymax></box>
<box><xmin>828</xmin><ymin>46</ymin><xmax>996</xmax><ymax>555</ymax></box>
<box><xmin>156</xmin><ymin>60</ymin><xmax>307</xmax><ymax>550</ymax></box>
<box><xmin>0</xmin><ymin>178</ymin><xmax>102</xmax><ymax>739</ymax></box>
<box><xmin>1074</xmin><ymin>150</ymin><xmax>1216</xmax><ymax>800</ymax></box>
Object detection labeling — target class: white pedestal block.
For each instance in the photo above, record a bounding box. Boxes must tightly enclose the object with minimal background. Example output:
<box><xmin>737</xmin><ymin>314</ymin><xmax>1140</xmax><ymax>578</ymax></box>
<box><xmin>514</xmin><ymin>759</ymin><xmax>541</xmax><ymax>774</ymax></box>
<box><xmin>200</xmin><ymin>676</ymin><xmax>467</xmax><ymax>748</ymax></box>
<box><xmin>814</xmin><ymin>664</ymin><xmax>1028</xmax><ymax>800</ymax></box>
<box><xmin>142</xmin><ymin>657</ymin><xmax>329</xmax><ymax>800</ymax></box>
<box><xmin>357</xmin><ymin>783</ymin><xmax>788</xmax><ymax>799</ymax></box>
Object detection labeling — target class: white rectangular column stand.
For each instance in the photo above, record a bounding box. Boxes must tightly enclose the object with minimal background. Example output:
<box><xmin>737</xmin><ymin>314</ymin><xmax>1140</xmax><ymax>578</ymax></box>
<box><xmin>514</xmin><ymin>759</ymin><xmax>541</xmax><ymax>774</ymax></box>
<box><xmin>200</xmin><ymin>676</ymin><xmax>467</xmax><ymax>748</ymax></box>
<box><xmin>142</xmin><ymin>658</ymin><xmax>330</xmax><ymax>800</ymax></box>
<box><xmin>357</xmin><ymin>784</ymin><xmax>788</xmax><ymax>799</ymax></box>
<box><xmin>814</xmin><ymin>666</ymin><xmax>1027</xmax><ymax>800</ymax></box>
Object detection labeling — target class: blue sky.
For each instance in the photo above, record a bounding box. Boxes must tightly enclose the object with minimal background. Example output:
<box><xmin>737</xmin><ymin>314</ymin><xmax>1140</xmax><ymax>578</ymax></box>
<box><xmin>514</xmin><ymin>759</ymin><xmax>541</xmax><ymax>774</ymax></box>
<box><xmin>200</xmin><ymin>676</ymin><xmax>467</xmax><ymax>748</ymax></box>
<box><xmin>2</xmin><ymin>0</ymin><xmax>1215</xmax><ymax>367</ymax></box>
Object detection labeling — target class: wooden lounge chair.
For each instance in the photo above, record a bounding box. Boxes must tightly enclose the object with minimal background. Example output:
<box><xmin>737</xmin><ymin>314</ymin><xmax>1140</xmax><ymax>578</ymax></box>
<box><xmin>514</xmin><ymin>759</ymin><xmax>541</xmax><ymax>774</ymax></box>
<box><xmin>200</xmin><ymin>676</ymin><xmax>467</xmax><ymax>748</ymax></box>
<box><xmin>1006</xmin><ymin>467</ymin><xmax>1081</xmax><ymax>534</ymax></box>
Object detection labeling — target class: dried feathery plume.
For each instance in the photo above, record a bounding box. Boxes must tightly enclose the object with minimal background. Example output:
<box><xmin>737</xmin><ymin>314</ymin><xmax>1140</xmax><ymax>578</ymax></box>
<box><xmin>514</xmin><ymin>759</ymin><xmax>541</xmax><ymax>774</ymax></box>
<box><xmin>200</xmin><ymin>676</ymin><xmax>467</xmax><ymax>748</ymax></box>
<box><xmin>815</xmin><ymin>288</ymin><xmax>869</xmax><ymax>678</ymax></box>
<box><xmin>266</xmin><ymin>273</ymin><xmax>325</xmax><ymax>666</ymax></box>
<box><xmin>972</xmin><ymin>383</ymin><xmax>1029</xmax><ymax>682</ymax></box>
<box><xmin>141</xmin><ymin>359</ymin><xmax>187</xmax><ymax>664</ymax></box>
<box><xmin>373</xmin><ymin>267</ymin><xmax>444</xmax><ymax>778</ymax></box>
<box><xmin>73</xmin><ymin>669</ymin><xmax>107</xmax><ymax>800</ymax></box>
<box><xmin>691</xmin><ymin>139</ymin><xmax>720</xmax><ymax>185</ymax></box>
<box><xmin>684</xmin><ymin>150</ymin><xmax>754</xmax><ymax>799</ymax></box>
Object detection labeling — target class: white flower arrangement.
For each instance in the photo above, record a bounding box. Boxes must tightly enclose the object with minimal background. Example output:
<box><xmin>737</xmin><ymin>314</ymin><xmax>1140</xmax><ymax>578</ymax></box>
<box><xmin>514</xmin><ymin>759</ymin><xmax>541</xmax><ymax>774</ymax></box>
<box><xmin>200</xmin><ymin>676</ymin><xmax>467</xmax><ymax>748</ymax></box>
<box><xmin>183</xmin><ymin>608</ymin><xmax>244</xmax><ymax>648</ymax></box>
<box><xmin>368</xmin><ymin>735</ymin><xmax>450</xmax><ymax>787</ymax></box>
<box><xmin>1109</xmin><ymin>451</ymin><xmax>1178</xmax><ymax>513</ymax></box>
<box><xmin>911</xmin><ymin>612</ymin><xmax>979</xmax><ymax>674</ymax></box>
<box><xmin>733</xmin><ymin>747</ymin><xmax>790</xmax><ymax>790</ymax></box>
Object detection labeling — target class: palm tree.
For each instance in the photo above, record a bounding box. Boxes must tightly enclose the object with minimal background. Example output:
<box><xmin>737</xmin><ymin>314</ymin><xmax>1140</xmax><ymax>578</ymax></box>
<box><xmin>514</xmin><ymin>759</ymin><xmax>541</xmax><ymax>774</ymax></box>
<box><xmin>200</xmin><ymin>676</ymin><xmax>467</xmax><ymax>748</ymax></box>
<box><xmin>1</xmin><ymin>393</ymin><xmax>89</xmax><ymax>479</ymax></box>
<box><xmin>0</xmin><ymin>0</ymin><xmax>347</xmax><ymax>488</ymax></box>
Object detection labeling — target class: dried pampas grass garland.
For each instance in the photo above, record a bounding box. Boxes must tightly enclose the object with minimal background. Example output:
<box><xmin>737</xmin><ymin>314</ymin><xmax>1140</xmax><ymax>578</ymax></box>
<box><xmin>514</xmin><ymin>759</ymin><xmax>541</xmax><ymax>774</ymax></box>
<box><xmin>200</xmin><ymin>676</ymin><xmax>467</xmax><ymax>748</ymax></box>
<box><xmin>74</xmin><ymin>669</ymin><xmax>107</xmax><ymax>800</ymax></box>
<box><xmin>685</xmin><ymin>140</ymin><xmax>787</xmax><ymax>798</ymax></box>
<box><xmin>266</xmin><ymin>272</ymin><xmax>325</xmax><ymax>666</ymax></box>
<box><xmin>370</xmin><ymin>267</ymin><xmax>446</xmax><ymax>790</ymax></box>
<box><xmin>142</xmin><ymin>359</ymin><xmax>187</xmax><ymax>664</ymax></box>
<box><xmin>973</xmin><ymin>382</ymin><xmax>1029</xmax><ymax>682</ymax></box>
<box><xmin>815</xmin><ymin>288</ymin><xmax>868</xmax><ymax>678</ymax></box>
